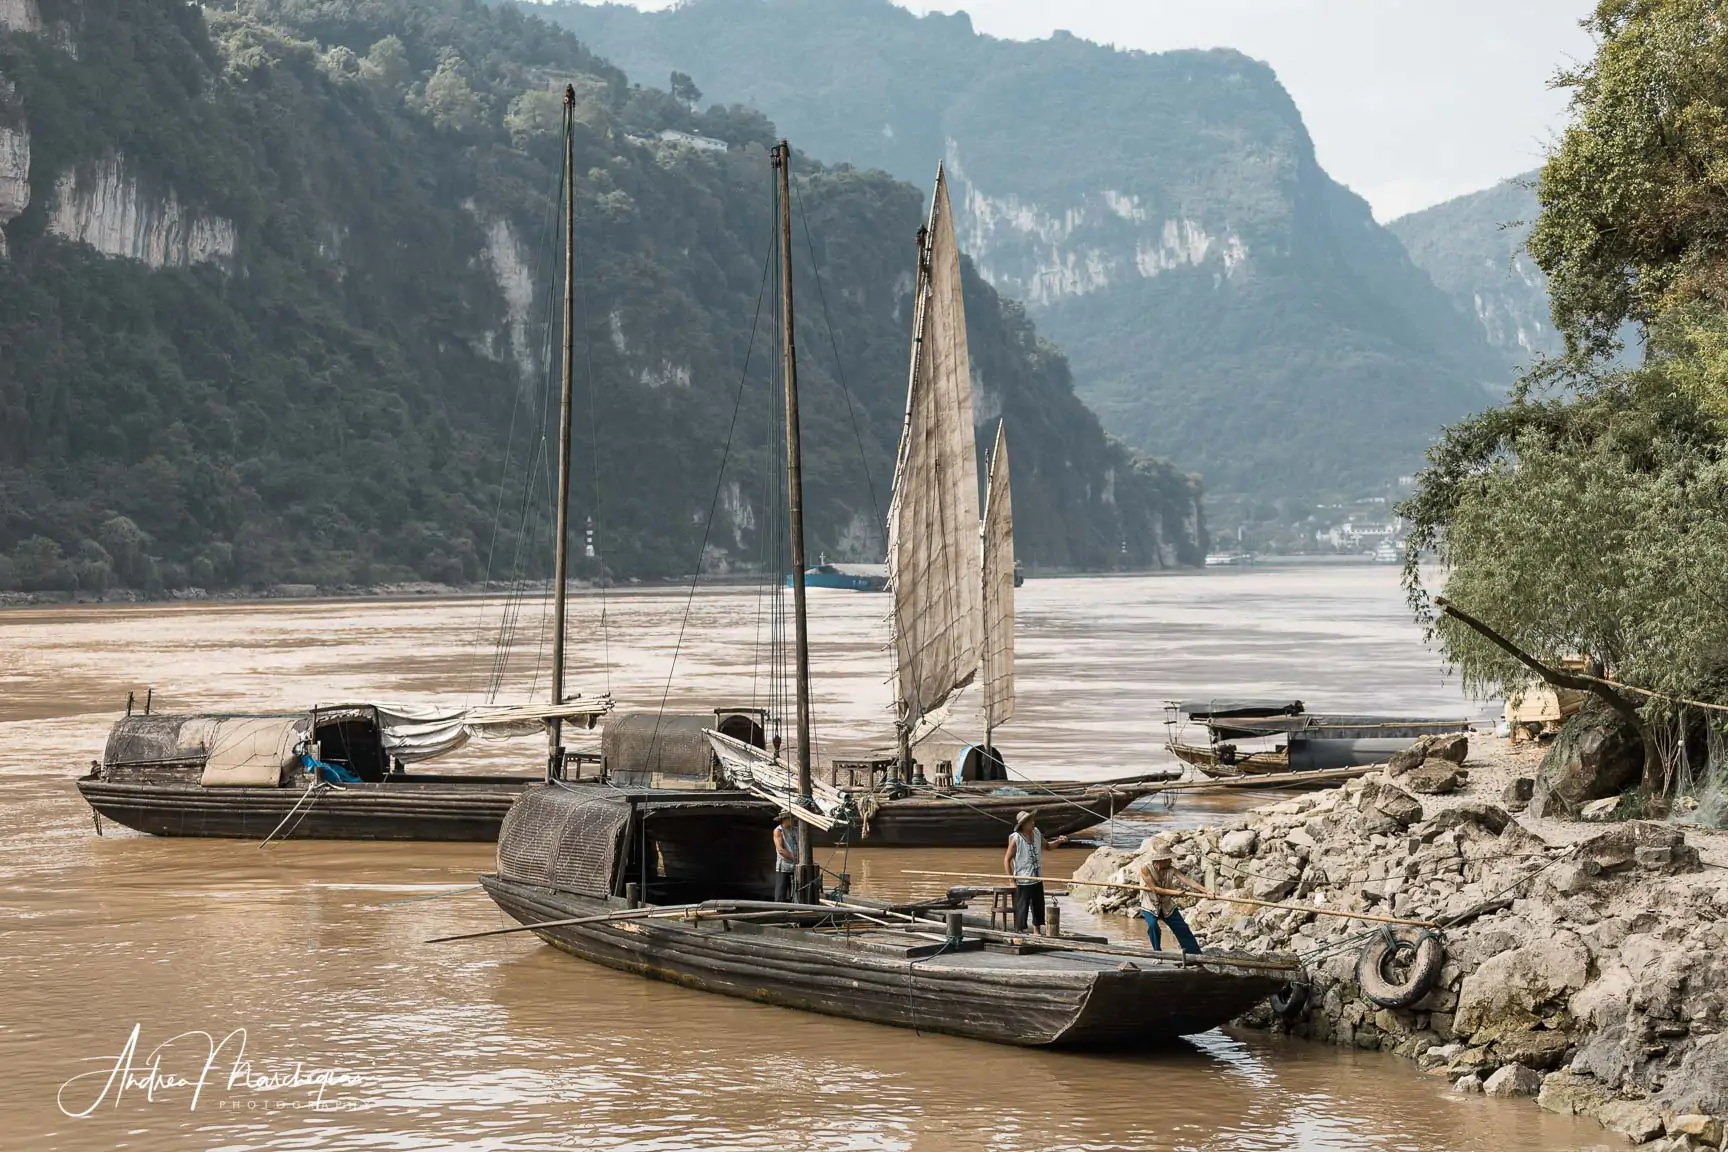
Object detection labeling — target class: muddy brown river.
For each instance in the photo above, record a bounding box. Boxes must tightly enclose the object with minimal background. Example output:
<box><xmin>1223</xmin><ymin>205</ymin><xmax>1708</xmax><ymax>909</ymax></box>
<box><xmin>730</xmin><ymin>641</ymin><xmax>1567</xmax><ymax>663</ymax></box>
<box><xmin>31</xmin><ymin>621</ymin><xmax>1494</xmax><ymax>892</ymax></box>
<box><xmin>0</xmin><ymin>566</ymin><xmax>1612</xmax><ymax>1150</ymax></box>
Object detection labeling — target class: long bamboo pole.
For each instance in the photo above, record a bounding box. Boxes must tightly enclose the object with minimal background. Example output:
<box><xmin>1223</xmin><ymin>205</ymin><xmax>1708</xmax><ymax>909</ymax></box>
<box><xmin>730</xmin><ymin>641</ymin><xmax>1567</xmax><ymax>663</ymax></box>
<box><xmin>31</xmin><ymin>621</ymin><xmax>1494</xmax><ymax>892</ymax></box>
<box><xmin>548</xmin><ymin>83</ymin><xmax>578</xmax><ymax>782</ymax></box>
<box><xmin>900</xmin><ymin>870</ymin><xmax>1438</xmax><ymax>929</ymax></box>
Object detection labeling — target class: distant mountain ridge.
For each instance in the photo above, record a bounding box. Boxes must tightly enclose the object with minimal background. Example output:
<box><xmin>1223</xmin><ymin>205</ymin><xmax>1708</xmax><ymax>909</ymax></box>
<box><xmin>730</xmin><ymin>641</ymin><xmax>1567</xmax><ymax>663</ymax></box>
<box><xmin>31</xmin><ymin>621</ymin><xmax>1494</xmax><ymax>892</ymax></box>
<box><xmin>1388</xmin><ymin>172</ymin><xmax>1558</xmax><ymax>370</ymax></box>
<box><xmin>543</xmin><ymin>0</ymin><xmax>1506</xmax><ymax>497</ymax></box>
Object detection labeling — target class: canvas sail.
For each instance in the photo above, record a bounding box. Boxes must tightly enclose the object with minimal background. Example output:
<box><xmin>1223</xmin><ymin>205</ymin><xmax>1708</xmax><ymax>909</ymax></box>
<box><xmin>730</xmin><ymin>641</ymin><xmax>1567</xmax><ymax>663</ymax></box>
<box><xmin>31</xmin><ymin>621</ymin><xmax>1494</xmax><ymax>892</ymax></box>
<box><xmin>887</xmin><ymin>165</ymin><xmax>982</xmax><ymax>745</ymax></box>
<box><xmin>981</xmin><ymin>421</ymin><xmax>1015</xmax><ymax>733</ymax></box>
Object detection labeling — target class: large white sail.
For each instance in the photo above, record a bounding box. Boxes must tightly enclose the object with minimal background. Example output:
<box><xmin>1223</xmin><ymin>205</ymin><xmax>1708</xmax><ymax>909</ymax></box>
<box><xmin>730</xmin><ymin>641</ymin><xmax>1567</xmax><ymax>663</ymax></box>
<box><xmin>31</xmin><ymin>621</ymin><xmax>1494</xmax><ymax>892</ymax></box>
<box><xmin>887</xmin><ymin>165</ymin><xmax>982</xmax><ymax>744</ymax></box>
<box><xmin>981</xmin><ymin>421</ymin><xmax>1015</xmax><ymax>734</ymax></box>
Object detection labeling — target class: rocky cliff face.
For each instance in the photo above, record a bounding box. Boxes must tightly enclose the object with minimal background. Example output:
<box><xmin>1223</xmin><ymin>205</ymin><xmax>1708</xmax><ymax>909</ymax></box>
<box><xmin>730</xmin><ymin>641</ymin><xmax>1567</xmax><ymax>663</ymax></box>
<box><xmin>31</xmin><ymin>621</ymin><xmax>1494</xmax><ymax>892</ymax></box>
<box><xmin>48</xmin><ymin>154</ymin><xmax>235</xmax><ymax>268</ymax></box>
<box><xmin>946</xmin><ymin>140</ymin><xmax>1249</xmax><ymax>307</ymax></box>
<box><xmin>543</xmin><ymin>0</ymin><xmax>1504</xmax><ymax>498</ymax></box>
<box><xmin>0</xmin><ymin>0</ymin><xmax>40</xmax><ymax>35</ymax></box>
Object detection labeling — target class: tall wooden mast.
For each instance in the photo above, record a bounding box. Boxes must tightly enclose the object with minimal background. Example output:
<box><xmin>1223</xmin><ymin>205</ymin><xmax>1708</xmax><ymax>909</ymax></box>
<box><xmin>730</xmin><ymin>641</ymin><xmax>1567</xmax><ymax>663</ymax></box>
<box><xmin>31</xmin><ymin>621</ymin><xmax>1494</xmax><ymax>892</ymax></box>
<box><xmin>547</xmin><ymin>84</ymin><xmax>577</xmax><ymax>781</ymax></box>
<box><xmin>772</xmin><ymin>140</ymin><xmax>816</xmax><ymax>898</ymax></box>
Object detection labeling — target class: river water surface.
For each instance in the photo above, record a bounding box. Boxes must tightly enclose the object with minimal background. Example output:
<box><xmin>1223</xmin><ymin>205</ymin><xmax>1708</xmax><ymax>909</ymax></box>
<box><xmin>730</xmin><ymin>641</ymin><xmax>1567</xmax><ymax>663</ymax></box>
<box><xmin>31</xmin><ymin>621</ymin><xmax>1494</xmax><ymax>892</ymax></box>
<box><xmin>0</xmin><ymin>565</ymin><xmax>1612</xmax><ymax>1150</ymax></box>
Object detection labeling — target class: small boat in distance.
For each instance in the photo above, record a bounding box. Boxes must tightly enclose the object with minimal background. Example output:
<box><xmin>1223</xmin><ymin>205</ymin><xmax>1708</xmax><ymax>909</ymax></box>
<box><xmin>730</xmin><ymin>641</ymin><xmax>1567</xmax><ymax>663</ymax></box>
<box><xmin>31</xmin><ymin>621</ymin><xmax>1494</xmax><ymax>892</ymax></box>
<box><xmin>1205</xmin><ymin>551</ymin><xmax>1256</xmax><ymax>567</ymax></box>
<box><xmin>787</xmin><ymin>557</ymin><xmax>888</xmax><ymax>591</ymax></box>
<box><xmin>1165</xmin><ymin>700</ymin><xmax>1472</xmax><ymax>782</ymax></box>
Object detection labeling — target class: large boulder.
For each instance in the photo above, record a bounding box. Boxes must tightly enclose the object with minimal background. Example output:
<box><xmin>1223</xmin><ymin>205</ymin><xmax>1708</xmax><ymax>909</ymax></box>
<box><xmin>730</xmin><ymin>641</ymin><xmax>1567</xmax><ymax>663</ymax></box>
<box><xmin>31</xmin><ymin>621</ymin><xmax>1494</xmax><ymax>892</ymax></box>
<box><xmin>1389</xmin><ymin>732</ymin><xmax>1469</xmax><ymax>775</ymax></box>
<box><xmin>1529</xmin><ymin>701</ymin><xmax>1644</xmax><ymax>818</ymax></box>
<box><xmin>1405</xmin><ymin>760</ymin><xmax>1466</xmax><ymax>795</ymax></box>
<box><xmin>1456</xmin><ymin>930</ymin><xmax>1591</xmax><ymax>1037</ymax></box>
<box><xmin>1358</xmin><ymin>781</ymin><xmax>1423</xmax><ymax>832</ymax></box>
<box><xmin>1577</xmin><ymin>822</ymin><xmax>1702</xmax><ymax>875</ymax></box>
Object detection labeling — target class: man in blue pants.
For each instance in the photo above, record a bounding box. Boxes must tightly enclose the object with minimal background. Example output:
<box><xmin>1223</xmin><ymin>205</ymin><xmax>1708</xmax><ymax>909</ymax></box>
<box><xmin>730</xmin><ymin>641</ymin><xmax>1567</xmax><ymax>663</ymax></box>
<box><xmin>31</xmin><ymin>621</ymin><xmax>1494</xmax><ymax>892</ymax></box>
<box><xmin>1138</xmin><ymin>844</ymin><xmax>1204</xmax><ymax>954</ymax></box>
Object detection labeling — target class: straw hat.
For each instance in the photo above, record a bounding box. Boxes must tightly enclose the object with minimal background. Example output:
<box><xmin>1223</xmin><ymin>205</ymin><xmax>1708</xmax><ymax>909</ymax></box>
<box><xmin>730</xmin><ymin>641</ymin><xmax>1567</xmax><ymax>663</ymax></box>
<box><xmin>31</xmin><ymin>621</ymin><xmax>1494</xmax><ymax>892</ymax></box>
<box><xmin>1014</xmin><ymin>810</ymin><xmax>1035</xmax><ymax>828</ymax></box>
<box><xmin>1148</xmin><ymin>844</ymin><xmax>1176</xmax><ymax>863</ymax></box>
<box><xmin>776</xmin><ymin>809</ymin><xmax>795</xmax><ymax>821</ymax></box>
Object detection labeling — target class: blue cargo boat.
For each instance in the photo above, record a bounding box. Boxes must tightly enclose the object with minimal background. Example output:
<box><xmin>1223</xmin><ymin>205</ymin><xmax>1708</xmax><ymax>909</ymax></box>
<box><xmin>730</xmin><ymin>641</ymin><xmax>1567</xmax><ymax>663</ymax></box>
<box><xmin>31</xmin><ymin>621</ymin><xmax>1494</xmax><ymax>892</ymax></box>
<box><xmin>787</xmin><ymin>560</ymin><xmax>888</xmax><ymax>592</ymax></box>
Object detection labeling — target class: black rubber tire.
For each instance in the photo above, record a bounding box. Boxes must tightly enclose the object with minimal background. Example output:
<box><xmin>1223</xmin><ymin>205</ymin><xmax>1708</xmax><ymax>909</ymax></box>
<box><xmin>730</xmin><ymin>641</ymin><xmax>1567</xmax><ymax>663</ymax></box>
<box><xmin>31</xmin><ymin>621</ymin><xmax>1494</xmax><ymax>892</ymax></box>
<box><xmin>1357</xmin><ymin>929</ymin><xmax>1446</xmax><ymax>1009</ymax></box>
<box><xmin>1270</xmin><ymin>982</ymin><xmax>1310</xmax><ymax>1020</ymax></box>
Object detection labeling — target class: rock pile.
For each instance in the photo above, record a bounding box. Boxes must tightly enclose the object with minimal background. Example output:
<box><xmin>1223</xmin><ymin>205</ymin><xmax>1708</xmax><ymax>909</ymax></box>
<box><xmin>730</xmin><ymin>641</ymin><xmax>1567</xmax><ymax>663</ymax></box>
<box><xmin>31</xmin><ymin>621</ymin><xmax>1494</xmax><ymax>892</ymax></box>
<box><xmin>1078</xmin><ymin>764</ymin><xmax>1728</xmax><ymax>1149</ymax></box>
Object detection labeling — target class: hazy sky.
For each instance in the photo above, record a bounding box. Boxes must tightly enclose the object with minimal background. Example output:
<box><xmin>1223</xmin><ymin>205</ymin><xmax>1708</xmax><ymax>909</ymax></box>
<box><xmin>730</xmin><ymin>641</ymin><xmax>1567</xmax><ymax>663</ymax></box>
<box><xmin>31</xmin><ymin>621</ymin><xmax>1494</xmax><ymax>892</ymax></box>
<box><xmin>569</xmin><ymin>0</ymin><xmax>1598</xmax><ymax>220</ymax></box>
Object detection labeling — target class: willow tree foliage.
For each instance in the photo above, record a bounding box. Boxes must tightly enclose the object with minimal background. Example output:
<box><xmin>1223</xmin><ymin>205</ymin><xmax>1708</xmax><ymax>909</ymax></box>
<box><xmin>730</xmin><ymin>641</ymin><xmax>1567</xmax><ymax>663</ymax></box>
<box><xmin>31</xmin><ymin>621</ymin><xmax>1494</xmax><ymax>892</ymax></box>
<box><xmin>1403</xmin><ymin>0</ymin><xmax>1728</xmax><ymax>791</ymax></box>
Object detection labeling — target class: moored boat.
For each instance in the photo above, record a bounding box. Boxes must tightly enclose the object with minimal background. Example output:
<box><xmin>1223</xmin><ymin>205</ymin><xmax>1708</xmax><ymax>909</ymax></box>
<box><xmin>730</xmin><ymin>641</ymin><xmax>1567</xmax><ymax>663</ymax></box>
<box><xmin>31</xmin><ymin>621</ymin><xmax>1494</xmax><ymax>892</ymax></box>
<box><xmin>1164</xmin><ymin>700</ymin><xmax>1473</xmax><ymax>783</ymax></box>
<box><xmin>475</xmin><ymin>783</ymin><xmax>1298</xmax><ymax>1047</ymax></box>
<box><xmin>76</xmin><ymin>700</ymin><xmax>610</xmax><ymax>841</ymax></box>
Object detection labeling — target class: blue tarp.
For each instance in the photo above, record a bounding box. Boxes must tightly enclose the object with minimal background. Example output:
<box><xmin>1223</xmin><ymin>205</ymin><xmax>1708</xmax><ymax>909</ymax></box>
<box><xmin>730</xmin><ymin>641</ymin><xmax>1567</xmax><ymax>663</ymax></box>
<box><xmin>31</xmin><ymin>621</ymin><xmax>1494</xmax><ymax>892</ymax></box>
<box><xmin>301</xmin><ymin>752</ymin><xmax>362</xmax><ymax>784</ymax></box>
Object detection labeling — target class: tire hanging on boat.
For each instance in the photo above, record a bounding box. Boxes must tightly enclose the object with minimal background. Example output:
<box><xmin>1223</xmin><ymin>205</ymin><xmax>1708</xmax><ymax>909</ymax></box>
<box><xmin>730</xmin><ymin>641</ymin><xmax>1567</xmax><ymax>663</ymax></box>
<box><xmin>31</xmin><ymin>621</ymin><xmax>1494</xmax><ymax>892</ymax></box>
<box><xmin>1356</xmin><ymin>928</ymin><xmax>1445</xmax><ymax>1009</ymax></box>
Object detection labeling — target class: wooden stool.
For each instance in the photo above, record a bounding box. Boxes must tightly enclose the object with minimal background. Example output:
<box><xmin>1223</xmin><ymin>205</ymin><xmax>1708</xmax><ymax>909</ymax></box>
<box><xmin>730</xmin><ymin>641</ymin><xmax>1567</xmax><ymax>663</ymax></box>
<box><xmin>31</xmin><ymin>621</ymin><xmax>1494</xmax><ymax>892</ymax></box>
<box><xmin>989</xmin><ymin>887</ymin><xmax>1015</xmax><ymax>931</ymax></box>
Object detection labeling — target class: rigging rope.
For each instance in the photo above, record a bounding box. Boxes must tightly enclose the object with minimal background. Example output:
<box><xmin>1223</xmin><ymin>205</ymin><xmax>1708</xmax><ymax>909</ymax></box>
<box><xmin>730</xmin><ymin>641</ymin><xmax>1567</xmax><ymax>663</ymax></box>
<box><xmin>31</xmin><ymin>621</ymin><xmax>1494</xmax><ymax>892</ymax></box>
<box><xmin>792</xmin><ymin>180</ymin><xmax>883</xmax><ymax>543</ymax></box>
<box><xmin>646</xmin><ymin>209</ymin><xmax>780</xmax><ymax>754</ymax></box>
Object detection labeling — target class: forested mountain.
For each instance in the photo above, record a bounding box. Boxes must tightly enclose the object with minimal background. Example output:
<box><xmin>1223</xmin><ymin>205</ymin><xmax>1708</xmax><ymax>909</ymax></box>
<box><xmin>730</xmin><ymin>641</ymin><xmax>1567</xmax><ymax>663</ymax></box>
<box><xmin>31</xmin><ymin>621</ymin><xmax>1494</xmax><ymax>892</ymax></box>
<box><xmin>1390</xmin><ymin>172</ymin><xmax>1644</xmax><ymax>374</ymax></box>
<box><xmin>0</xmin><ymin>0</ymin><xmax>1202</xmax><ymax>595</ymax></box>
<box><xmin>1388</xmin><ymin>172</ymin><xmax>1558</xmax><ymax>370</ymax></box>
<box><xmin>544</xmin><ymin>0</ymin><xmax>1505</xmax><ymax>497</ymax></box>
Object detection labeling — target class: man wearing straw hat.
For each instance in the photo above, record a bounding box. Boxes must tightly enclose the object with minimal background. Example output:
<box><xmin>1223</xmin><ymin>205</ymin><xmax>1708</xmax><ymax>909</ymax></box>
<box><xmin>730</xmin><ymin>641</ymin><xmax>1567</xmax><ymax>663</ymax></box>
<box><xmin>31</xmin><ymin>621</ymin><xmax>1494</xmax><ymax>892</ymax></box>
<box><xmin>1138</xmin><ymin>844</ymin><xmax>1204</xmax><ymax>954</ymax></box>
<box><xmin>772</xmin><ymin>810</ymin><xmax>801</xmax><ymax>904</ymax></box>
<box><xmin>1003</xmin><ymin>811</ymin><xmax>1068</xmax><ymax>934</ymax></box>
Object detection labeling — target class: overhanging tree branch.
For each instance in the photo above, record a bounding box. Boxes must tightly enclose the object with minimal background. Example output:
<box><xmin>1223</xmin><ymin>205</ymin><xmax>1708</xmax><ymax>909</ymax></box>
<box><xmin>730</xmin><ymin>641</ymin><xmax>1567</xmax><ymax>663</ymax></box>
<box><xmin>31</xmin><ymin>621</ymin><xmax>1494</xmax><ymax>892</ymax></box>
<box><xmin>1432</xmin><ymin>595</ymin><xmax>1647</xmax><ymax>735</ymax></box>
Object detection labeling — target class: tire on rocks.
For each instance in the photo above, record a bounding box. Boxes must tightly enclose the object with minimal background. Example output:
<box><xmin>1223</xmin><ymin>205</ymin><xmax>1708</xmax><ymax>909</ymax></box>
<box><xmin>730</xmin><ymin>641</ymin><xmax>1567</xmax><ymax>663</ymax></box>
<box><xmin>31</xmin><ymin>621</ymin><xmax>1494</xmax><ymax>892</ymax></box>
<box><xmin>1357</xmin><ymin>929</ymin><xmax>1446</xmax><ymax>1009</ymax></box>
<box><xmin>1270</xmin><ymin>982</ymin><xmax>1310</xmax><ymax>1020</ymax></box>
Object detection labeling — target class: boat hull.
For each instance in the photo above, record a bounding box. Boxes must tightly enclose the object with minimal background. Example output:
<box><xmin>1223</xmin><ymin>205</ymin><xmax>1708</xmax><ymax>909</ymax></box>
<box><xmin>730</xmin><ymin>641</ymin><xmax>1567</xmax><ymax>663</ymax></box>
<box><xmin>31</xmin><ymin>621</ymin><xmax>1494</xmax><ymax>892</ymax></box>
<box><xmin>76</xmin><ymin>776</ymin><xmax>528</xmax><ymax>841</ymax></box>
<box><xmin>812</xmin><ymin>785</ymin><xmax>1148</xmax><ymax>846</ymax></box>
<box><xmin>479</xmin><ymin>876</ymin><xmax>1287</xmax><ymax>1047</ymax></box>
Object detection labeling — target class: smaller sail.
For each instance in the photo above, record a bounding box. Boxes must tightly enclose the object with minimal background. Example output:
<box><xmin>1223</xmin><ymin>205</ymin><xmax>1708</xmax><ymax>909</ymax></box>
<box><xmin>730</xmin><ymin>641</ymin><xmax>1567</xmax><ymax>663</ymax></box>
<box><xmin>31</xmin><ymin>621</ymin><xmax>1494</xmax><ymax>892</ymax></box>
<box><xmin>704</xmin><ymin>730</ymin><xmax>848</xmax><ymax>830</ymax></box>
<box><xmin>981</xmin><ymin>421</ymin><xmax>1015</xmax><ymax>732</ymax></box>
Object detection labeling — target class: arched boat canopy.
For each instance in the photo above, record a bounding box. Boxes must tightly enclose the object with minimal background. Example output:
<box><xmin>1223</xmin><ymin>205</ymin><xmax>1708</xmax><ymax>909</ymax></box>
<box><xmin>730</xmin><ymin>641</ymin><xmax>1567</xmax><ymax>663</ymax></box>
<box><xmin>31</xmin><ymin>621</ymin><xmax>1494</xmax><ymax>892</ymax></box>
<box><xmin>102</xmin><ymin>698</ymin><xmax>614</xmax><ymax>786</ymax></box>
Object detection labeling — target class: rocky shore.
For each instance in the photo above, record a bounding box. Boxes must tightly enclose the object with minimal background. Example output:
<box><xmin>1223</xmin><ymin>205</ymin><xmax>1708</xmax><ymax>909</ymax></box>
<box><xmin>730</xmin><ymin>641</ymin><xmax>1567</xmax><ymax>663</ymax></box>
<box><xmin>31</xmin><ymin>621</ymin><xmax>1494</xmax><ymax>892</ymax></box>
<box><xmin>1077</xmin><ymin>736</ymin><xmax>1728</xmax><ymax>1150</ymax></box>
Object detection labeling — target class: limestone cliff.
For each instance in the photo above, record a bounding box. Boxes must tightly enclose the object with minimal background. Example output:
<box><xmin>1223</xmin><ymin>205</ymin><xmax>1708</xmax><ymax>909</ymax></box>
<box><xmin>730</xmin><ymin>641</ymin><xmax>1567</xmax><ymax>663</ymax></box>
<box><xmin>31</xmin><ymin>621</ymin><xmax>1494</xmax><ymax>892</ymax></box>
<box><xmin>48</xmin><ymin>154</ymin><xmax>234</xmax><ymax>268</ymax></box>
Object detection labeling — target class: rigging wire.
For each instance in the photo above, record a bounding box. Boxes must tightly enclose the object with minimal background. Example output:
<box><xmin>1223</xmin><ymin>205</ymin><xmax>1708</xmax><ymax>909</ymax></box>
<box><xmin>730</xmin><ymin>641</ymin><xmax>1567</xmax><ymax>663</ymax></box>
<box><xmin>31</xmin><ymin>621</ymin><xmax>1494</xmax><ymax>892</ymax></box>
<box><xmin>645</xmin><ymin>212</ymin><xmax>780</xmax><ymax>752</ymax></box>
<box><xmin>792</xmin><ymin>180</ymin><xmax>883</xmax><ymax>536</ymax></box>
<box><xmin>467</xmin><ymin>152</ymin><xmax>566</xmax><ymax>704</ymax></box>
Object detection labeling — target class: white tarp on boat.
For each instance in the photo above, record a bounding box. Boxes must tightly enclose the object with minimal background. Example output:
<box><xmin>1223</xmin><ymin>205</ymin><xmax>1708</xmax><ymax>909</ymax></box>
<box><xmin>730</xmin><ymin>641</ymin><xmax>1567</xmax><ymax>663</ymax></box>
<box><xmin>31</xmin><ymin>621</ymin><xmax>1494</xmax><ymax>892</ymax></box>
<box><xmin>200</xmin><ymin>717</ymin><xmax>304</xmax><ymax>787</ymax></box>
<box><xmin>888</xmin><ymin>165</ymin><xmax>982</xmax><ymax>746</ymax></box>
<box><xmin>314</xmin><ymin>698</ymin><xmax>614</xmax><ymax>763</ymax></box>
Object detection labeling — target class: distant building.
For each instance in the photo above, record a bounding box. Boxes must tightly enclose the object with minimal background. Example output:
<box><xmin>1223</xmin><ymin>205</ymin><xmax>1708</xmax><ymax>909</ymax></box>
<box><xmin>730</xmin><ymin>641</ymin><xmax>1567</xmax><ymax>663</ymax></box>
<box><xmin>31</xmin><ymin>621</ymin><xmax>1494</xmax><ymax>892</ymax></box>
<box><xmin>1317</xmin><ymin>520</ymin><xmax>1402</xmax><ymax>549</ymax></box>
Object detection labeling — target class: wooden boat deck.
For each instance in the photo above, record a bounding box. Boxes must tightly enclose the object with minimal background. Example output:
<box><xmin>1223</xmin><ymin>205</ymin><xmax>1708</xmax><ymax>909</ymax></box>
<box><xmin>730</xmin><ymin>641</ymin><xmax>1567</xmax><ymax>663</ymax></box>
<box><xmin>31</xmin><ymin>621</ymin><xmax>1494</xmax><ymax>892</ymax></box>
<box><xmin>481</xmin><ymin>874</ymin><xmax>1297</xmax><ymax>1048</ymax></box>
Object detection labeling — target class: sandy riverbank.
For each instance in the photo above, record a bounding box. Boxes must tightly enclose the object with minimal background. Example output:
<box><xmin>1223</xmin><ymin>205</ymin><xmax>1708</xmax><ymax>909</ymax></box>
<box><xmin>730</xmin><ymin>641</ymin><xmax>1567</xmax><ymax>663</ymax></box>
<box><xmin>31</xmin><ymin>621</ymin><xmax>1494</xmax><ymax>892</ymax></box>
<box><xmin>1077</xmin><ymin>735</ymin><xmax>1728</xmax><ymax>1150</ymax></box>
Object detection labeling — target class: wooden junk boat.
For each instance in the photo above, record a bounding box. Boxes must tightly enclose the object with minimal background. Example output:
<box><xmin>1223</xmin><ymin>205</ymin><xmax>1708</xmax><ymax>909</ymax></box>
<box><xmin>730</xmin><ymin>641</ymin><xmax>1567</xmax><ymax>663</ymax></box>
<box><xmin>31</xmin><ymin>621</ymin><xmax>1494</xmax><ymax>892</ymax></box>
<box><xmin>476</xmin><ymin>784</ymin><xmax>1300</xmax><ymax>1048</ymax></box>
<box><xmin>76</xmin><ymin>698</ymin><xmax>610</xmax><ymax>841</ymax></box>
<box><xmin>1165</xmin><ymin>700</ymin><xmax>1472</xmax><ymax>782</ymax></box>
<box><xmin>590</xmin><ymin>711</ymin><xmax>1169</xmax><ymax>847</ymax></box>
<box><xmin>513</xmin><ymin>129</ymin><xmax>1170</xmax><ymax>849</ymax></box>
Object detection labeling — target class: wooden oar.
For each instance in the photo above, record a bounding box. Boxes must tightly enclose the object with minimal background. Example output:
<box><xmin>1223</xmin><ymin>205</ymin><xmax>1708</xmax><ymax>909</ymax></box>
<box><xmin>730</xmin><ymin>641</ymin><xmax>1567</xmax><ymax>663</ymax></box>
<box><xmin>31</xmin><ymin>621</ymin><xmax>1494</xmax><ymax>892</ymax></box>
<box><xmin>901</xmin><ymin>870</ymin><xmax>1439</xmax><ymax>929</ymax></box>
<box><xmin>428</xmin><ymin>900</ymin><xmax>902</xmax><ymax>944</ymax></box>
<box><xmin>427</xmin><ymin>902</ymin><xmax>713</xmax><ymax>943</ymax></box>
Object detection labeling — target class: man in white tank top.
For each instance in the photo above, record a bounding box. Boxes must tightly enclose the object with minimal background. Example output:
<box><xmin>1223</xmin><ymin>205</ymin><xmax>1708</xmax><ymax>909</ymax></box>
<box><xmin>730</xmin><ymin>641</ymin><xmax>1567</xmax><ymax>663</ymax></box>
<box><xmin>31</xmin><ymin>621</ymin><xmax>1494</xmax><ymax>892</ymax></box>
<box><xmin>1002</xmin><ymin>811</ymin><xmax>1068</xmax><ymax>934</ymax></box>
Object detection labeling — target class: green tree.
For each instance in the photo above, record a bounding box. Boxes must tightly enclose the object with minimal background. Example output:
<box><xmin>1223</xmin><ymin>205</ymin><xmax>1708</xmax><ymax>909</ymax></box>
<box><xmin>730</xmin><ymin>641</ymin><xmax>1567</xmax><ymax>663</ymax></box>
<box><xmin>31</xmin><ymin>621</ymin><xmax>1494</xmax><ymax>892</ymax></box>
<box><xmin>1404</xmin><ymin>0</ymin><xmax>1728</xmax><ymax>794</ymax></box>
<box><xmin>420</xmin><ymin>56</ymin><xmax>485</xmax><ymax>133</ymax></box>
<box><xmin>359</xmin><ymin>34</ymin><xmax>410</xmax><ymax>90</ymax></box>
<box><xmin>670</xmin><ymin>70</ymin><xmax>701</xmax><ymax>110</ymax></box>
